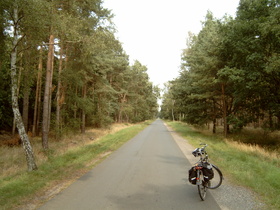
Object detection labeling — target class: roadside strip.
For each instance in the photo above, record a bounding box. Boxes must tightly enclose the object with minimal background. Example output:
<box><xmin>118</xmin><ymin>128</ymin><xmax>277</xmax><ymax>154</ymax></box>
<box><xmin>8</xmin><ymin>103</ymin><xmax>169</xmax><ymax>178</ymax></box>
<box><xmin>164</xmin><ymin>123</ymin><xmax>265</xmax><ymax>210</ymax></box>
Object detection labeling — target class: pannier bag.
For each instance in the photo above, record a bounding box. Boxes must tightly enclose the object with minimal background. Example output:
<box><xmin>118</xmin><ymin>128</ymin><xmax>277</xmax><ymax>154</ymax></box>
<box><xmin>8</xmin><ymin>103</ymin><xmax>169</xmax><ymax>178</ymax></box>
<box><xmin>188</xmin><ymin>167</ymin><xmax>197</xmax><ymax>185</ymax></box>
<box><xmin>188</xmin><ymin>163</ymin><xmax>214</xmax><ymax>184</ymax></box>
<box><xmin>202</xmin><ymin>163</ymin><xmax>214</xmax><ymax>182</ymax></box>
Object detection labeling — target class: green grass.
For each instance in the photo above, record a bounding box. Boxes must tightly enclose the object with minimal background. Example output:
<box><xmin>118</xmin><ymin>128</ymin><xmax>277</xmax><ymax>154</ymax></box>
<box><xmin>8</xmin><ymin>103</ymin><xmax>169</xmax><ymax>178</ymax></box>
<box><xmin>166</xmin><ymin>121</ymin><xmax>280</xmax><ymax>209</ymax></box>
<box><xmin>0</xmin><ymin>121</ymin><xmax>150</xmax><ymax>209</ymax></box>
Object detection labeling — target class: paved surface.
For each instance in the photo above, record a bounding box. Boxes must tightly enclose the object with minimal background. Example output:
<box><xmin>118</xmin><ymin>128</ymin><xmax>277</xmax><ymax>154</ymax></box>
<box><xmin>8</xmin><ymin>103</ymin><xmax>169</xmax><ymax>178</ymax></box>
<box><xmin>39</xmin><ymin>119</ymin><xmax>221</xmax><ymax>210</ymax></box>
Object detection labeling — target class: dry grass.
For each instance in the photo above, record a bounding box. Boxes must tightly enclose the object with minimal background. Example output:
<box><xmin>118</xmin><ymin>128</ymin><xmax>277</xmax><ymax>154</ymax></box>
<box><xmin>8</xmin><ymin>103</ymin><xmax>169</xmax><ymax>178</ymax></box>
<box><xmin>180</xmin><ymin>122</ymin><xmax>279</xmax><ymax>165</ymax></box>
<box><xmin>225</xmin><ymin>139</ymin><xmax>279</xmax><ymax>161</ymax></box>
<box><xmin>168</xmin><ymin>121</ymin><xmax>280</xmax><ymax>209</ymax></box>
<box><xmin>0</xmin><ymin>123</ymin><xmax>132</xmax><ymax>179</ymax></box>
<box><xmin>197</xmin><ymin>124</ymin><xmax>280</xmax><ymax>149</ymax></box>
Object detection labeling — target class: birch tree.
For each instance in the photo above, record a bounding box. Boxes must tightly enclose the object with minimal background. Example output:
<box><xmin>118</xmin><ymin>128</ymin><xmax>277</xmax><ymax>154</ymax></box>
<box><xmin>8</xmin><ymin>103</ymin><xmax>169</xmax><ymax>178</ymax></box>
<box><xmin>10</xmin><ymin>2</ymin><xmax>37</xmax><ymax>171</ymax></box>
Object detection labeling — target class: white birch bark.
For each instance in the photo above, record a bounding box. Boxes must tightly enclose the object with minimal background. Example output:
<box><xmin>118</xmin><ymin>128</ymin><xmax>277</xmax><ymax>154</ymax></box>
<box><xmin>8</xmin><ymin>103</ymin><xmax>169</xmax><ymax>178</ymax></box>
<box><xmin>10</xmin><ymin>5</ymin><xmax>37</xmax><ymax>171</ymax></box>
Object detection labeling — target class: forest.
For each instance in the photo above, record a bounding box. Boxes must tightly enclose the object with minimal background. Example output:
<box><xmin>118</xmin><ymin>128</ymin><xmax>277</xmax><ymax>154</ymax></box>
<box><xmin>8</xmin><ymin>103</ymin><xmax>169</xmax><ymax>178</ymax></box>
<box><xmin>161</xmin><ymin>0</ymin><xmax>280</xmax><ymax>140</ymax></box>
<box><xmin>0</xmin><ymin>0</ymin><xmax>160</xmax><ymax>169</ymax></box>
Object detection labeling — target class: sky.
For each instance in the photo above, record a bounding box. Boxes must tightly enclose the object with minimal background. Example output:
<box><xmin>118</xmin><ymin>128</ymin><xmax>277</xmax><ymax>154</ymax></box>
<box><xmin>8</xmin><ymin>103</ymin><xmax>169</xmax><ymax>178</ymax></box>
<box><xmin>103</xmin><ymin>0</ymin><xmax>240</xmax><ymax>89</ymax></box>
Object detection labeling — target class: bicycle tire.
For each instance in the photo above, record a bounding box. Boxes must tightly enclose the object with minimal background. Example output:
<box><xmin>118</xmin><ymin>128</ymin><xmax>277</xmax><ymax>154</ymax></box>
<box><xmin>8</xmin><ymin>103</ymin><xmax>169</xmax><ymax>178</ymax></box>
<box><xmin>208</xmin><ymin>164</ymin><xmax>223</xmax><ymax>189</ymax></box>
<box><xmin>197</xmin><ymin>170</ymin><xmax>207</xmax><ymax>200</ymax></box>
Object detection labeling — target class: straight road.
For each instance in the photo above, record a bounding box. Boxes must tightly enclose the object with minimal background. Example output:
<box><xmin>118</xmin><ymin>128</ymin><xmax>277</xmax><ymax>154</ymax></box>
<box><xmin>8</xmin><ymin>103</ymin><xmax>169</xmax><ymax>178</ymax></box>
<box><xmin>39</xmin><ymin>119</ymin><xmax>220</xmax><ymax>210</ymax></box>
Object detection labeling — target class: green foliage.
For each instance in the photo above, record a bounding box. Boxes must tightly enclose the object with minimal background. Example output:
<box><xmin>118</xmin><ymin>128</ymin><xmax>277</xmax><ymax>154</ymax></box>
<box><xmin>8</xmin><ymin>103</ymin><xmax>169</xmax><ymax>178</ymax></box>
<box><xmin>0</xmin><ymin>0</ymin><xmax>159</xmax><ymax>137</ymax></box>
<box><xmin>161</xmin><ymin>0</ymin><xmax>280</xmax><ymax>137</ymax></box>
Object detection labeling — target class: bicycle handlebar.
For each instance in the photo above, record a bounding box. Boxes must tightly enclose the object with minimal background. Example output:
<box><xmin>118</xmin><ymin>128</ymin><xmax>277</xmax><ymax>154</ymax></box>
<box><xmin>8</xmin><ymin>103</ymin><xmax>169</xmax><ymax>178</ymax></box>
<box><xmin>192</xmin><ymin>144</ymin><xmax>208</xmax><ymax>158</ymax></box>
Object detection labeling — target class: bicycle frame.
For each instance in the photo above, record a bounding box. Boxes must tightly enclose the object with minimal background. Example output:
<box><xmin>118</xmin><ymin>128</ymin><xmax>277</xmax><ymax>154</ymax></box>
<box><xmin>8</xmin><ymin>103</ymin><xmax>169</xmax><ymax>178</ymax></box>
<box><xmin>195</xmin><ymin>165</ymin><xmax>203</xmax><ymax>185</ymax></box>
<box><xmin>190</xmin><ymin>143</ymin><xmax>223</xmax><ymax>200</ymax></box>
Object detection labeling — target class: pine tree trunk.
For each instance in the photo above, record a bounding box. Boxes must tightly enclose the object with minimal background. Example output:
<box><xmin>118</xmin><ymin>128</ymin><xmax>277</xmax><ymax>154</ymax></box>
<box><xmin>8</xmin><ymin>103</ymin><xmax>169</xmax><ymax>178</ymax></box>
<box><xmin>212</xmin><ymin>118</ymin><xmax>216</xmax><ymax>134</ymax></box>
<box><xmin>47</xmin><ymin>42</ymin><xmax>54</xmax><ymax>134</ymax></box>
<box><xmin>36</xmin><ymin>69</ymin><xmax>43</xmax><ymax>136</ymax></box>
<box><xmin>172</xmin><ymin>100</ymin><xmax>175</xmax><ymax>121</ymax></box>
<box><xmin>212</xmin><ymin>100</ymin><xmax>216</xmax><ymax>134</ymax></box>
<box><xmin>221</xmin><ymin>83</ymin><xmax>228</xmax><ymax>137</ymax></box>
<box><xmin>22</xmin><ymin>87</ymin><xmax>30</xmax><ymax>131</ymax></box>
<box><xmin>56</xmin><ymin>46</ymin><xmax>63</xmax><ymax>139</ymax></box>
<box><xmin>74</xmin><ymin>86</ymin><xmax>78</xmax><ymax>119</ymax></box>
<box><xmin>60</xmin><ymin>45</ymin><xmax>68</xmax><ymax>127</ymax></box>
<box><xmin>42</xmin><ymin>34</ymin><xmax>54</xmax><ymax>150</ymax></box>
<box><xmin>11</xmin><ymin>5</ymin><xmax>37</xmax><ymax>171</ymax></box>
<box><xmin>81</xmin><ymin>85</ymin><xmax>87</xmax><ymax>134</ymax></box>
<box><xmin>22</xmin><ymin>57</ymin><xmax>30</xmax><ymax>131</ymax></box>
<box><xmin>118</xmin><ymin>93</ymin><xmax>127</xmax><ymax>123</ymax></box>
<box><xmin>32</xmin><ymin>46</ymin><xmax>43</xmax><ymax>137</ymax></box>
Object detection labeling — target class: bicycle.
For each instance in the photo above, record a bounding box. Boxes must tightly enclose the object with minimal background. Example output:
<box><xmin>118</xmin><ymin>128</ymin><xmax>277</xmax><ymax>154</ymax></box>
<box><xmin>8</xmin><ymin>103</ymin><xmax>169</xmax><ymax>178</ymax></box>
<box><xmin>189</xmin><ymin>143</ymin><xmax>223</xmax><ymax>200</ymax></box>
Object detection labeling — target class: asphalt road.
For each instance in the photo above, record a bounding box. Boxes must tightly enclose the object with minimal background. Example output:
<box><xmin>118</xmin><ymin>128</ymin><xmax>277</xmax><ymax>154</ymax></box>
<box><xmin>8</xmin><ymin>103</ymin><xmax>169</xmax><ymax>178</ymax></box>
<box><xmin>39</xmin><ymin>119</ymin><xmax>221</xmax><ymax>210</ymax></box>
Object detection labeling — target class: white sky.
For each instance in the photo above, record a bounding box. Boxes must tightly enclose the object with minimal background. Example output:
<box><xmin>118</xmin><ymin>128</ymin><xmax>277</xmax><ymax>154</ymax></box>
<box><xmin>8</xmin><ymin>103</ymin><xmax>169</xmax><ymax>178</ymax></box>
<box><xmin>103</xmin><ymin>0</ymin><xmax>240</xmax><ymax>89</ymax></box>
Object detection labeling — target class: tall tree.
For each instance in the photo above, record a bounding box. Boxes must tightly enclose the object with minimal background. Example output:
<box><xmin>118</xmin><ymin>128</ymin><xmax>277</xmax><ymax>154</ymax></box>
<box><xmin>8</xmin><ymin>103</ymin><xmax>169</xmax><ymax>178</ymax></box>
<box><xmin>228</xmin><ymin>0</ymin><xmax>280</xmax><ymax>130</ymax></box>
<box><xmin>32</xmin><ymin>46</ymin><xmax>44</xmax><ymax>136</ymax></box>
<box><xmin>1</xmin><ymin>0</ymin><xmax>159</xmax><ymax>154</ymax></box>
<box><xmin>163</xmin><ymin>0</ymin><xmax>280</xmax><ymax>136</ymax></box>
<box><xmin>9</xmin><ymin>2</ymin><xmax>37</xmax><ymax>171</ymax></box>
<box><xmin>42</xmin><ymin>33</ymin><xmax>54</xmax><ymax>150</ymax></box>
<box><xmin>179</xmin><ymin>12</ymin><xmax>232</xmax><ymax>135</ymax></box>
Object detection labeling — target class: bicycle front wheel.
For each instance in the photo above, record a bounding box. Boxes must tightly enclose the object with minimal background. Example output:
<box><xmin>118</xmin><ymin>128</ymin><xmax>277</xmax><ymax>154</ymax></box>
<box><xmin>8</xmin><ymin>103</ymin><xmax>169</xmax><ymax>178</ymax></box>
<box><xmin>208</xmin><ymin>164</ymin><xmax>223</xmax><ymax>189</ymax></box>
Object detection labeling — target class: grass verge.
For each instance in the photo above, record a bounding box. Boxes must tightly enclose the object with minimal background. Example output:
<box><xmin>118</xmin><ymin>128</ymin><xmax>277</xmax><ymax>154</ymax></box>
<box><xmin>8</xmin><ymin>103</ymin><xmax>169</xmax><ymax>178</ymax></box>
<box><xmin>0</xmin><ymin>121</ymin><xmax>150</xmax><ymax>209</ymax></box>
<box><xmin>166</xmin><ymin>121</ymin><xmax>280</xmax><ymax>210</ymax></box>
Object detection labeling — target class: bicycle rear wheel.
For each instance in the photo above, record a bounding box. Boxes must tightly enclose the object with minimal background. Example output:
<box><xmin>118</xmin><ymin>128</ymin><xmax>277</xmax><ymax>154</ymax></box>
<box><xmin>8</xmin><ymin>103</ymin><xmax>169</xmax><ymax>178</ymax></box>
<box><xmin>197</xmin><ymin>170</ymin><xmax>207</xmax><ymax>200</ymax></box>
<box><xmin>208</xmin><ymin>164</ymin><xmax>223</xmax><ymax>189</ymax></box>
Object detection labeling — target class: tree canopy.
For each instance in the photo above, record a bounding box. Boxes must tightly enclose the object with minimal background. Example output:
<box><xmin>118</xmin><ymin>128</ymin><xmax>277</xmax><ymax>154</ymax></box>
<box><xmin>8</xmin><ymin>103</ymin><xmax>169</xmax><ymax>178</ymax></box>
<box><xmin>161</xmin><ymin>0</ymin><xmax>280</xmax><ymax>136</ymax></box>
<box><xmin>0</xmin><ymin>0</ymin><xmax>159</xmax><ymax>144</ymax></box>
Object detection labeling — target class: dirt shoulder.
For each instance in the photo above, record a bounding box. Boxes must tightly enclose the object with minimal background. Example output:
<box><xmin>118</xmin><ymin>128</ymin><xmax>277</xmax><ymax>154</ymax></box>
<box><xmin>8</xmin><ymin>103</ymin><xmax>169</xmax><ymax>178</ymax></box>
<box><xmin>164</xmin><ymin>123</ymin><xmax>266</xmax><ymax>210</ymax></box>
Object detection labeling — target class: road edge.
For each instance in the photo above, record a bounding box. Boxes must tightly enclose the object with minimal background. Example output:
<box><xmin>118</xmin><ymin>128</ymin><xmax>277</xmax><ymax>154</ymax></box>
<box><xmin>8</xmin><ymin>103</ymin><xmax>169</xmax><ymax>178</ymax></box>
<box><xmin>164</xmin><ymin>122</ymin><xmax>266</xmax><ymax>210</ymax></box>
